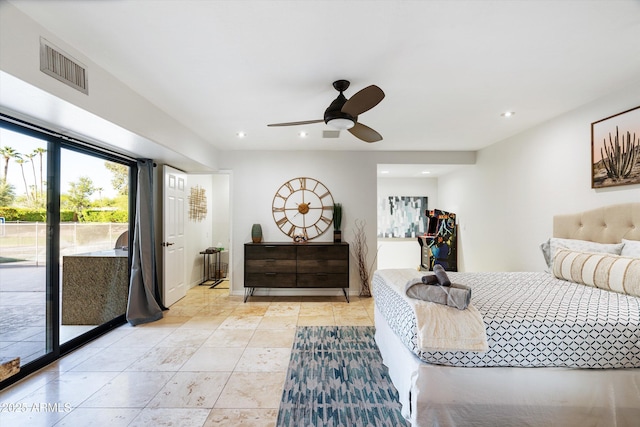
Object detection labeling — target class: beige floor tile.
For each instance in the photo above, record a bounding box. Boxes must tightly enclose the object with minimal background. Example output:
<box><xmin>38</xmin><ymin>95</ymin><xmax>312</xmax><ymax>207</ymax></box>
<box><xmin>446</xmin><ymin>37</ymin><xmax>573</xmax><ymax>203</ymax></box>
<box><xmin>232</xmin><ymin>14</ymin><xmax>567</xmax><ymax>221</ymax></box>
<box><xmin>148</xmin><ymin>371</ymin><xmax>231</xmax><ymax>408</ymax></box>
<box><xmin>204</xmin><ymin>408</ymin><xmax>278</xmax><ymax>427</ymax></box>
<box><xmin>178</xmin><ymin>315</ymin><xmax>226</xmax><ymax>330</ymax></box>
<box><xmin>297</xmin><ymin>315</ymin><xmax>336</xmax><ymax>326</ymax></box>
<box><xmin>257</xmin><ymin>315</ymin><xmax>298</xmax><ymax>330</ymax></box>
<box><xmin>180</xmin><ymin>346</ymin><xmax>244</xmax><ymax>372</ymax></box>
<box><xmin>142</xmin><ymin>315</ymin><xmax>191</xmax><ymax>327</ymax></box>
<box><xmin>80</xmin><ymin>371</ymin><xmax>175</xmax><ymax>408</ymax></box>
<box><xmin>203</xmin><ymin>328</ymin><xmax>255</xmax><ymax>348</ymax></box>
<box><xmin>231</xmin><ymin>304</ymin><xmax>270</xmax><ymax>316</ymax></box>
<box><xmin>157</xmin><ymin>328</ymin><xmax>213</xmax><ymax>347</ymax></box>
<box><xmin>70</xmin><ymin>346</ymin><xmax>149</xmax><ymax>372</ymax></box>
<box><xmin>264</xmin><ymin>304</ymin><xmax>300</xmax><ymax>317</ymax></box>
<box><xmin>248</xmin><ymin>329</ymin><xmax>295</xmax><ymax>348</ymax></box>
<box><xmin>215</xmin><ymin>372</ymin><xmax>285</xmax><ymax>409</ymax></box>
<box><xmin>235</xmin><ymin>347</ymin><xmax>291</xmax><ymax>372</ymax></box>
<box><xmin>55</xmin><ymin>408</ymin><xmax>141</xmax><ymax>427</ymax></box>
<box><xmin>10</xmin><ymin>371</ymin><xmax>120</xmax><ymax>407</ymax></box>
<box><xmin>128</xmin><ymin>407</ymin><xmax>211</xmax><ymax>427</ymax></box>
<box><xmin>126</xmin><ymin>345</ymin><xmax>199</xmax><ymax>371</ymax></box>
<box><xmin>218</xmin><ymin>315</ymin><xmax>263</xmax><ymax>330</ymax></box>
<box><xmin>108</xmin><ymin>328</ymin><xmax>174</xmax><ymax>348</ymax></box>
<box><xmin>298</xmin><ymin>303</ymin><xmax>334</xmax><ymax>316</ymax></box>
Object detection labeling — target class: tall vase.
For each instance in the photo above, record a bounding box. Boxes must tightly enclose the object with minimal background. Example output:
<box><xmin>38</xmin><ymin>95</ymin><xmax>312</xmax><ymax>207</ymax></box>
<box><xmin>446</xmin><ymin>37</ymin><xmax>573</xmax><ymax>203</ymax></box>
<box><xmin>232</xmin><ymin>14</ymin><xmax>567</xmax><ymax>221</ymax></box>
<box><xmin>251</xmin><ymin>224</ymin><xmax>263</xmax><ymax>243</ymax></box>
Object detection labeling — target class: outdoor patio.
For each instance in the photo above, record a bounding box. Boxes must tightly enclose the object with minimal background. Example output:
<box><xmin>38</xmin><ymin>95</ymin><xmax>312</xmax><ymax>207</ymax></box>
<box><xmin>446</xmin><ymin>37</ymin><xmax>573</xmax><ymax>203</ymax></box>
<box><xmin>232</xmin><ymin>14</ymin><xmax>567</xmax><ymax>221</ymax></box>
<box><xmin>0</xmin><ymin>264</ymin><xmax>96</xmax><ymax>366</ymax></box>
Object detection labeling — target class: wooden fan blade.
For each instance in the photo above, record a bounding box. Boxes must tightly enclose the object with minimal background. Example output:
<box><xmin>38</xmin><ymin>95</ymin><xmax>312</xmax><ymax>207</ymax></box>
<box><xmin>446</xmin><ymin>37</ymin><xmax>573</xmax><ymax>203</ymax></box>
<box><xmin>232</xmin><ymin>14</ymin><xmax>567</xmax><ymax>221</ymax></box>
<box><xmin>341</xmin><ymin>85</ymin><xmax>385</xmax><ymax>116</ymax></box>
<box><xmin>348</xmin><ymin>122</ymin><xmax>383</xmax><ymax>143</ymax></box>
<box><xmin>267</xmin><ymin>119</ymin><xmax>324</xmax><ymax>127</ymax></box>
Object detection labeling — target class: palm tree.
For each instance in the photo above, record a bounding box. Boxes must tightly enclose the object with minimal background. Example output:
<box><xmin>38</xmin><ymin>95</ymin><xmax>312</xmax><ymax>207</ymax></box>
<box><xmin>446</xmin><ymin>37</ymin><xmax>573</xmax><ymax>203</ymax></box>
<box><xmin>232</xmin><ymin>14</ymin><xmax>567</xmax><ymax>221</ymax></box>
<box><xmin>34</xmin><ymin>147</ymin><xmax>47</xmax><ymax>198</ymax></box>
<box><xmin>14</xmin><ymin>155</ymin><xmax>30</xmax><ymax>201</ymax></box>
<box><xmin>25</xmin><ymin>152</ymin><xmax>38</xmax><ymax>202</ymax></box>
<box><xmin>1</xmin><ymin>146</ymin><xmax>17</xmax><ymax>181</ymax></box>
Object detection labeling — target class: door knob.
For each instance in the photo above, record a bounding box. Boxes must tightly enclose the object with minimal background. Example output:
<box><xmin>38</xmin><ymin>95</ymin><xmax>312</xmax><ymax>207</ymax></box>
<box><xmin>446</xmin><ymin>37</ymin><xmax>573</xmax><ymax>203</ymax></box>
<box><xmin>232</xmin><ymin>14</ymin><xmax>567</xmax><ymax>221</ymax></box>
<box><xmin>161</xmin><ymin>242</ymin><xmax>175</xmax><ymax>247</ymax></box>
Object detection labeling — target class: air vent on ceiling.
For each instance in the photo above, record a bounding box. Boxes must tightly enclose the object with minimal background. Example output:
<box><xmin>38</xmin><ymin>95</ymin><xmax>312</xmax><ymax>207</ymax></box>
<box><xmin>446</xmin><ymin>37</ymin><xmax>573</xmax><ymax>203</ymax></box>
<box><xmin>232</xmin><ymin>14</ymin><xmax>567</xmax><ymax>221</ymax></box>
<box><xmin>40</xmin><ymin>38</ymin><xmax>88</xmax><ymax>95</ymax></box>
<box><xmin>323</xmin><ymin>130</ymin><xmax>340</xmax><ymax>138</ymax></box>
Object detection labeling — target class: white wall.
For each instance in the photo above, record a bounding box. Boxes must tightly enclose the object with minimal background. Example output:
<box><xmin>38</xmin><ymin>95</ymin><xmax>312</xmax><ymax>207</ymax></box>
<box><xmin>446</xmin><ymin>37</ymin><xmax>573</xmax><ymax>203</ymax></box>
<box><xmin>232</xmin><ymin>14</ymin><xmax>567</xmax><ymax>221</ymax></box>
<box><xmin>220</xmin><ymin>150</ymin><xmax>474</xmax><ymax>296</ymax></box>
<box><xmin>439</xmin><ymin>81</ymin><xmax>640</xmax><ymax>272</ymax></box>
<box><xmin>184</xmin><ymin>174</ymin><xmax>214</xmax><ymax>288</ymax></box>
<box><xmin>212</xmin><ymin>173</ymin><xmax>231</xmax><ymax>278</ymax></box>
<box><xmin>377</xmin><ymin>177</ymin><xmax>438</xmax><ymax>270</ymax></box>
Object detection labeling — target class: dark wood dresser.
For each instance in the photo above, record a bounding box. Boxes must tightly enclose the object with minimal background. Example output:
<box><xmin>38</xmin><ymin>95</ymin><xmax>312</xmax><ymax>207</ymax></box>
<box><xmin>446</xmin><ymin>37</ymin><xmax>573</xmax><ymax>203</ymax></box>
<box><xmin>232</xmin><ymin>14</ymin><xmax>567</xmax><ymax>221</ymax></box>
<box><xmin>244</xmin><ymin>242</ymin><xmax>349</xmax><ymax>302</ymax></box>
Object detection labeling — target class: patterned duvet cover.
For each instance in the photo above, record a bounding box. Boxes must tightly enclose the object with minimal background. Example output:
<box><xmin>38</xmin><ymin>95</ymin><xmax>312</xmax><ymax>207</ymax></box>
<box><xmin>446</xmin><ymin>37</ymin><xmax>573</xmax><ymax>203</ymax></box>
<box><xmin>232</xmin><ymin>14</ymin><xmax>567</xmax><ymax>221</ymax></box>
<box><xmin>373</xmin><ymin>270</ymin><xmax>640</xmax><ymax>368</ymax></box>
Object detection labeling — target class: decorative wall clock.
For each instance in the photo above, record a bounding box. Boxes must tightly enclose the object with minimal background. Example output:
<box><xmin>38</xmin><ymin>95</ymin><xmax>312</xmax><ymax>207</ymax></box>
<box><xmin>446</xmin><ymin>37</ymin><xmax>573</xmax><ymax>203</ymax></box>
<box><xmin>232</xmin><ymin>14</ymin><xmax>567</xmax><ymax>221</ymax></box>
<box><xmin>272</xmin><ymin>177</ymin><xmax>334</xmax><ymax>240</ymax></box>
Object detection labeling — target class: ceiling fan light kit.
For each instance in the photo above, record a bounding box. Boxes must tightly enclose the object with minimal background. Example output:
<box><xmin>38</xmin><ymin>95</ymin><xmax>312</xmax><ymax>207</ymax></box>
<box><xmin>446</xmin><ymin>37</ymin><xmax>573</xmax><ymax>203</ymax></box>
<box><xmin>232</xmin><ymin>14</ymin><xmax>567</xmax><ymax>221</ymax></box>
<box><xmin>327</xmin><ymin>118</ymin><xmax>354</xmax><ymax>130</ymax></box>
<box><xmin>267</xmin><ymin>79</ymin><xmax>385</xmax><ymax>143</ymax></box>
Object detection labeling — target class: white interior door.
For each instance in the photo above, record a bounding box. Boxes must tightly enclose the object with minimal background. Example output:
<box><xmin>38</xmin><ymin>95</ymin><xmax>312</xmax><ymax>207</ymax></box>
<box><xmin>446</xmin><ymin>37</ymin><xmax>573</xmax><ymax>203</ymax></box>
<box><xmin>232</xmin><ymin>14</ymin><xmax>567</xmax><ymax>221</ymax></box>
<box><xmin>162</xmin><ymin>165</ymin><xmax>186</xmax><ymax>306</ymax></box>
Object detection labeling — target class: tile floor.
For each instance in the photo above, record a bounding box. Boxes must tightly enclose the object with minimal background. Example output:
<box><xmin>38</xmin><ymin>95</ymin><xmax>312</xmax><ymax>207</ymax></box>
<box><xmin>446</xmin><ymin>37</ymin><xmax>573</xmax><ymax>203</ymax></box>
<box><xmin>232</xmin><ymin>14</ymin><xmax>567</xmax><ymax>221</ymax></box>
<box><xmin>0</xmin><ymin>284</ymin><xmax>375</xmax><ymax>427</ymax></box>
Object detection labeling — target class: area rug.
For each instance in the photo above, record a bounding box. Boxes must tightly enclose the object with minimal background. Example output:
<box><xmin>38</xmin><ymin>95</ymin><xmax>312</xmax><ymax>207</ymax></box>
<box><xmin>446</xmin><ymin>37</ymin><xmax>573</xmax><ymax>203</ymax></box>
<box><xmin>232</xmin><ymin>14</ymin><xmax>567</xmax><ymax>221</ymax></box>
<box><xmin>276</xmin><ymin>326</ymin><xmax>408</xmax><ymax>427</ymax></box>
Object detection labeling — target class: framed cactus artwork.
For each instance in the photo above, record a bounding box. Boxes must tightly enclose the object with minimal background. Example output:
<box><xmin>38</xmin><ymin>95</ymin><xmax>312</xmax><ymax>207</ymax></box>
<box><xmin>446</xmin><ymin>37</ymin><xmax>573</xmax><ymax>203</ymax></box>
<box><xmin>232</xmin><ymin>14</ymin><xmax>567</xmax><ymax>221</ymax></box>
<box><xmin>591</xmin><ymin>106</ymin><xmax>640</xmax><ymax>188</ymax></box>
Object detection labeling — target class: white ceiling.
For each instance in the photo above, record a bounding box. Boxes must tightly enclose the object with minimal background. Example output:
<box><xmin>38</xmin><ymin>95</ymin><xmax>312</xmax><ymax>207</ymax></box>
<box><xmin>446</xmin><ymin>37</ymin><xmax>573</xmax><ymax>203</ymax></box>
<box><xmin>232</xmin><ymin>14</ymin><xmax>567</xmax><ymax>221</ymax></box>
<box><xmin>7</xmin><ymin>0</ymin><xmax>640</xmax><ymax>154</ymax></box>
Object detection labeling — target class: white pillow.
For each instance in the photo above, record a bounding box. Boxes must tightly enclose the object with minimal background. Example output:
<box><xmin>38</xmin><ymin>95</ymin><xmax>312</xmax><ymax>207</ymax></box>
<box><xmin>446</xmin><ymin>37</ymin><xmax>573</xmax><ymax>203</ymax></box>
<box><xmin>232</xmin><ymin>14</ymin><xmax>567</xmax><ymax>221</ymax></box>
<box><xmin>621</xmin><ymin>239</ymin><xmax>640</xmax><ymax>258</ymax></box>
<box><xmin>541</xmin><ymin>237</ymin><xmax>625</xmax><ymax>269</ymax></box>
<box><xmin>553</xmin><ymin>249</ymin><xmax>640</xmax><ymax>298</ymax></box>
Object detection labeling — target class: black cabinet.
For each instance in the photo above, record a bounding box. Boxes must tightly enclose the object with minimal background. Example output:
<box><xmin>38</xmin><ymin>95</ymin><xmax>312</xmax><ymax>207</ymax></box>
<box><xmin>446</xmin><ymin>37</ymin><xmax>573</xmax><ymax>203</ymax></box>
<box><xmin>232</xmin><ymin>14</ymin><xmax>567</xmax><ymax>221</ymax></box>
<box><xmin>244</xmin><ymin>242</ymin><xmax>349</xmax><ymax>302</ymax></box>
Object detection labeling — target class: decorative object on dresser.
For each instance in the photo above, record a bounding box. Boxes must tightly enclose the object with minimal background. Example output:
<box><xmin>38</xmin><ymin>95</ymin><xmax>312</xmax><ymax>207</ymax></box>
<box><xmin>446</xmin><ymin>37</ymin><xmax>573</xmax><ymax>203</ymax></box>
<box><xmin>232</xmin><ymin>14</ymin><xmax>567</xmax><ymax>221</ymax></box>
<box><xmin>591</xmin><ymin>105</ymin><xmax>639</xmax><ymax>188</ymax></box>
<box><xmin>272</xmin><ymin>177</ymin><xmax>334</xmax><ymax>240</ymax></box>
<box><xmin>333</xmin><ymin>203</ymin><xmax>342</xmax><ymax>242</ymax></box>
<box><xmin>244</xmin><ymin>242</ymin><xmax>349</xmax><ymax>302</ymax></box>
<box><xmin>251</xmin><ymin>223</ymin><xmax>263</xmax><ymax>243</ymax></box>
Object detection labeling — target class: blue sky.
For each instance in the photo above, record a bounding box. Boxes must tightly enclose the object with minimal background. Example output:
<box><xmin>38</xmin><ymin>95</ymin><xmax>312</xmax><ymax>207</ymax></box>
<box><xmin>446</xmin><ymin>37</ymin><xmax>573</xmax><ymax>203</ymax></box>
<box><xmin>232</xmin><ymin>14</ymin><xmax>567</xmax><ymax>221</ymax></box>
<box><xmin>1</xmin><ymin>128</ymin><xmax>119</xmax><ymax>200</ymax></box>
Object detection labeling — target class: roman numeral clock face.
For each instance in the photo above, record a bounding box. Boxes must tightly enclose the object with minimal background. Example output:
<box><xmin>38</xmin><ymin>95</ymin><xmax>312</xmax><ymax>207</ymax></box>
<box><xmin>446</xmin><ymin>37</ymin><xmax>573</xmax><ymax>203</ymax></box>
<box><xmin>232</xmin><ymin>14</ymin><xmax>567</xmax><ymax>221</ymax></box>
<box><xmin>272</xmin><ymin>177</ymin><xmax>334</xmax><ymax>240</ymax></box>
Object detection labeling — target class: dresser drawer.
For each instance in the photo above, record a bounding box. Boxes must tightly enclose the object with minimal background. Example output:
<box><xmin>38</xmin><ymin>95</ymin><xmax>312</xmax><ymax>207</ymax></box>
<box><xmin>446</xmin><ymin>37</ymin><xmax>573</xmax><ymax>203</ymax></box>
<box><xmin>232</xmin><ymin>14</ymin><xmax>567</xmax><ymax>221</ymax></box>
<box><xmin>245</xmin><ymin>273</ymin><xmax>297</xmax><ymax>288</ymax></box>
<box><xmin>297</xmin><ymin>259</ymin><xmax>348</xmax><ymax>274</ymax></box>
<box><xmin>245</xmin><ymin>244</ymin><xmax>296</xmax><ymax>260</ymax></box>
<box><xmin>297</xmin><ymin>244</ymin><xmax>348</xmax><ymax>260</ymax></box>
<box><xmin>245</xmin><ymin>259</ymin><xmax>296</xmax><ymax>273</ymax></box>
<box><xmin>297</xmin><ymin>273</ymin><xmax>348</xmax><ymax>288</ymax></box>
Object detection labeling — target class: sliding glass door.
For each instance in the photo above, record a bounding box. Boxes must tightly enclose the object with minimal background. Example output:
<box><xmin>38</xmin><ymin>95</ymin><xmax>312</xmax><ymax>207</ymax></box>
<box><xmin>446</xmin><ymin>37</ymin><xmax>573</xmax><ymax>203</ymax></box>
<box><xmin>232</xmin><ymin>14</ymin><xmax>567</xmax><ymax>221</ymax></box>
<box><xmin>0</xmin><ymin>117</ymin><xmax>134</xmax><ymax>386</ymax></box>
<box><xmin>59</xmin><ymin>147</ymin><xmax>131</xmax><ymax>344</ymax></box>
<box><xmin>0</xmin><ymin>127</ymin><xmax>49</xmax><ymax>365</ymax></box>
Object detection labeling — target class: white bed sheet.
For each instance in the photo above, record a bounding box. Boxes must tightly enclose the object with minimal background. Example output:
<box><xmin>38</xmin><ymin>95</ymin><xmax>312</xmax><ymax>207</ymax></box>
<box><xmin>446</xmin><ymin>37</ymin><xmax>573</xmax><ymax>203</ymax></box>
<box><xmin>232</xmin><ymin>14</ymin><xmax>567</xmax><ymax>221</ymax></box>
<box><xmin>375</xmin><ymin>305</ymin><xmax>640</xmax><ymax>427</ymax></box>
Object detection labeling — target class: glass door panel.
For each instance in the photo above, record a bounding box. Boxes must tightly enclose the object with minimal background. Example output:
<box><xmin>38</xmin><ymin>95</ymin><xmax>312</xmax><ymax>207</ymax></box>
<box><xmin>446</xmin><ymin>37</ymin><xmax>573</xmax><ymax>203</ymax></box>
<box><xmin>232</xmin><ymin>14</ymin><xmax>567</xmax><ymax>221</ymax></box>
<box><xmin>59</xmin><ymin>148</ymin><xmax>130</xmax><ymax>344</ymax></box>
<box><xmin>0</xmin><ymin>129</ymin><xmax>49</xmax><ymax>365</ymax></box>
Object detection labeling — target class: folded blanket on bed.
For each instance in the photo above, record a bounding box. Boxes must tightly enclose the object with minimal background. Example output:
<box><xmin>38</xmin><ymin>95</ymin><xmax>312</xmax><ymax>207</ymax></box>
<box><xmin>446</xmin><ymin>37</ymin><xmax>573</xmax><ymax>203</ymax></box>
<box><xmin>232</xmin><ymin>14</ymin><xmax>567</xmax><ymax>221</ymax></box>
<box><xmin>377</xmin><ymin>269</ymin><xmax>488</xmax><ymax>352</ymax></box>
<box><xmin>433</xmin><ymin>264</ymin><xmax>451</xmax><ymax>286</ymax></box>
<box><xmin>407</xmin><ymin>281</ymin><xmax>472</xmax><ymax>310</ymax></box>
<box><xmin>421</xmin><ymin>274</ymin><xmax>439</xmax><ymax>285</ymax></box>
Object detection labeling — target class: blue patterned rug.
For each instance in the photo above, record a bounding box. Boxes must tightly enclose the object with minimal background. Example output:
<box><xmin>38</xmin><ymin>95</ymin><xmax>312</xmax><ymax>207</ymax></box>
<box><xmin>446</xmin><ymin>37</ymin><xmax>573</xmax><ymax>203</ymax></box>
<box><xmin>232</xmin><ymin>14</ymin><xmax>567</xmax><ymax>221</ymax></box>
<box><xmin>276</xmin><ymin>326</ymin><xmax>408</xmax><ymax>427</ymax></box>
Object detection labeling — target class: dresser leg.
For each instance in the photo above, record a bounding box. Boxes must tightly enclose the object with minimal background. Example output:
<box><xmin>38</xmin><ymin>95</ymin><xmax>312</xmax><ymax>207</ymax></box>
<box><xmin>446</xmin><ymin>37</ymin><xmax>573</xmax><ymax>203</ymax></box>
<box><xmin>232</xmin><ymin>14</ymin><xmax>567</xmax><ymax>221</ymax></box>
<box><xmin>342</xmin><ymin>288</ymin><xmax>350</xmax><ymax>303</ymax></box>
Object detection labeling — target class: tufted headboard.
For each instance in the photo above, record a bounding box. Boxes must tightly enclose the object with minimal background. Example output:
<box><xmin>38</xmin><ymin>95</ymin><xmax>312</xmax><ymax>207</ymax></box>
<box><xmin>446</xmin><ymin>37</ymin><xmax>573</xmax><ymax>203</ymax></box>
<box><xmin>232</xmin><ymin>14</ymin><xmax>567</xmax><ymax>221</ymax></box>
<box><xmin>553</xmin><ymin>203</ymin><xmax>640</xmax><ymax>243</ymax></box>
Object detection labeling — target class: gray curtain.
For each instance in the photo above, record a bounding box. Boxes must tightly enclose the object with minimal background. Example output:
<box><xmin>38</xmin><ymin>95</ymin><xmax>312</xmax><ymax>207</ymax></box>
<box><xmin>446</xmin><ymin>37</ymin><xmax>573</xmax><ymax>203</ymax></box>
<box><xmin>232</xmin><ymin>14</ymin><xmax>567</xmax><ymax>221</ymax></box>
<box><xmin>126</xmin><ymin>159</ymin><xmax>165</xmax><ymax>326</ymax></box>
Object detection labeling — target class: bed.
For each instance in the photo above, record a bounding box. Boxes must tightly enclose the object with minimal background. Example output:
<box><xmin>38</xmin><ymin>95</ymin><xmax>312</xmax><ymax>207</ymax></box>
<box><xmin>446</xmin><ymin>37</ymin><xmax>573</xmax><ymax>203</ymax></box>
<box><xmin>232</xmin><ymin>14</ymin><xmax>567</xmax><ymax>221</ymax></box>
<box><xmin>373</xmin><ymin>203</ymin><xmax>640</xmax><ymax>426</ymax></box>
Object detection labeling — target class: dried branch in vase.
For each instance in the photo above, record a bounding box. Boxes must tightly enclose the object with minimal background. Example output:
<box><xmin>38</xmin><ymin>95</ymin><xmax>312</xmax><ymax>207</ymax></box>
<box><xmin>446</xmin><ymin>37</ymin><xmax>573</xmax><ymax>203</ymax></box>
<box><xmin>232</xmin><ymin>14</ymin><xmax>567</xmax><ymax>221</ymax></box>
<box><xmin>350</xmin><ymin>219</ymin><xmax>378</xmax><ymax>297</ymax></box>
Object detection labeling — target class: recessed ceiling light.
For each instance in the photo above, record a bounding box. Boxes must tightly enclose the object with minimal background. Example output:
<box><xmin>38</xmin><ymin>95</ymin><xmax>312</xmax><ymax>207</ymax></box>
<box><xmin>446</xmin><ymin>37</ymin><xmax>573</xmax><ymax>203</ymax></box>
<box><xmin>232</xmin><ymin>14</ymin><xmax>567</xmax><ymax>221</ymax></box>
<box><xmin>380</xmin><ymin>170</ymin><xmax>390</xmax><ymax>174</ymax></box>
<box><xmin>236</xmin><ymin>131</ymin><xmax>246</xmax><ymax>138</ymax></box>
<box><xmin>298</xmin><ymin>131</ymin><xmax>308</xmax><ymax>137</ymax></box>
<box><xmin>501</xmin><ymin>111</ymin><xmax>515</xmax><ymax>117</ymax></box>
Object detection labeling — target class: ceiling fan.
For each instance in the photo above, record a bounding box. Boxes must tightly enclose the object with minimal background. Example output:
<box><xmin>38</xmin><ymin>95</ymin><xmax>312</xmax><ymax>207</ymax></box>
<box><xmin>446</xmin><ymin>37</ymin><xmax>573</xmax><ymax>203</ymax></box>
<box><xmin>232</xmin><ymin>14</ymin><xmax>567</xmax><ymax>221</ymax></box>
<box><xmin>267</xmin><ymin>80</ymin><xmax>385</xmax><ymax>143</ymax></box>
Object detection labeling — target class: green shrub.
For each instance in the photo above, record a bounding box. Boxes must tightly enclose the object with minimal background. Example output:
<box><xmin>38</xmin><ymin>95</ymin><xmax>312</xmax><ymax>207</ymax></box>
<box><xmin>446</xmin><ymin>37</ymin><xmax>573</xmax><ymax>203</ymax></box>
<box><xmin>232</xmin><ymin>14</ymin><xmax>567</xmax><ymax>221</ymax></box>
<box><xmin>80</xmin><ymin>209</ymin><xmax>128</xmax><ymax>223</ymax></box>
<box><xmin>0</xmin><ymin>207</ymin><xmax>120</xmax><ymax>222</ymax></box>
